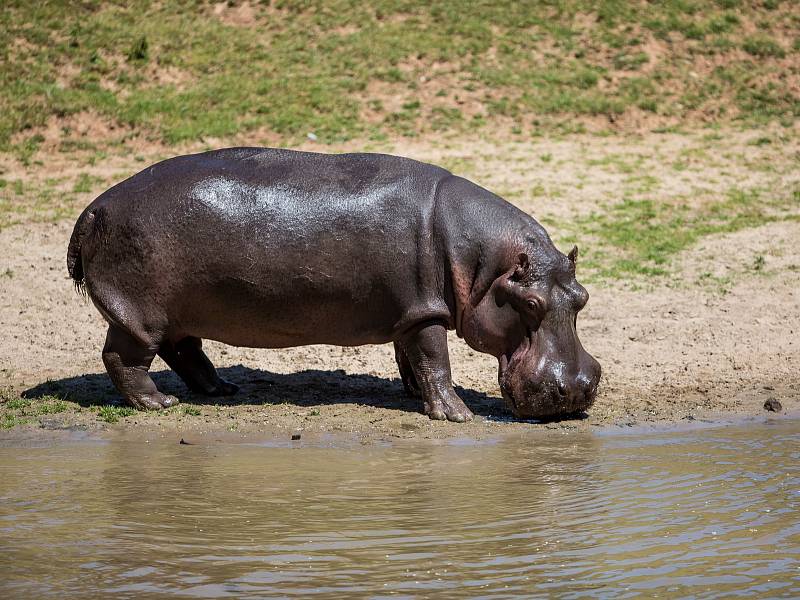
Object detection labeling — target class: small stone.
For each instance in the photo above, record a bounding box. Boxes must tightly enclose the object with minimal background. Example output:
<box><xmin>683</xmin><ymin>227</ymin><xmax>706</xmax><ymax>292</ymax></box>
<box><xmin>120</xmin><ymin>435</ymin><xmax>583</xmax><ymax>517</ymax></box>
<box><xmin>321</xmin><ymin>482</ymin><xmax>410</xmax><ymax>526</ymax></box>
<box><xmin>763</xmin><ymin>398</ymin><xmax>782</xmax><ymax>412</ymax></box>
<box><xmin>291</xmin><ymin>431</ymin><xmax>301</xmax><ymax>441</ymax></box>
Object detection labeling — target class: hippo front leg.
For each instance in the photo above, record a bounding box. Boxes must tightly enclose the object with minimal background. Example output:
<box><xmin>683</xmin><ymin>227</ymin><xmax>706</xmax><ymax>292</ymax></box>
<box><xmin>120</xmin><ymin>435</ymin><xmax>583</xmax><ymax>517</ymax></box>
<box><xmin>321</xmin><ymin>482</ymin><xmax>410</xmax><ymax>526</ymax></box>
<box><xmin>393</xmin><ymin>342</ymin><xmax>421</xmax><ymax>397</ymax></box>
<box><xmin>397</xmin><ymin>322</ymin><xmax>474</xmax><ymax>423</ymax></box>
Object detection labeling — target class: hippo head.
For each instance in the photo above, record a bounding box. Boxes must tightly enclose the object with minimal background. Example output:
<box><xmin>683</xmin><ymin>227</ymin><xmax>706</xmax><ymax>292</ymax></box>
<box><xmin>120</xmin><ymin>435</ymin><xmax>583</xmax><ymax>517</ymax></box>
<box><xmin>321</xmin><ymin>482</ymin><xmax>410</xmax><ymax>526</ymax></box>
<box><xmin>462</xmin><ymin>245</ymin><xmax>601</xmax><ymax>420</ymax></box>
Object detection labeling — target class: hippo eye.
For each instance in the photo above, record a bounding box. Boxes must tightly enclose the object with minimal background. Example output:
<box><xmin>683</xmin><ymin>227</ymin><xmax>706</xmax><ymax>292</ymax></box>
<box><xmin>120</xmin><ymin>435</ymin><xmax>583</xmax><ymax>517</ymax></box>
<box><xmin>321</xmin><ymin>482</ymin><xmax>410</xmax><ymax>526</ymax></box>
<box><xmin>526</xmin><ymin>298</ymin><xmax>546</xmax><ymax>317</ymax></box>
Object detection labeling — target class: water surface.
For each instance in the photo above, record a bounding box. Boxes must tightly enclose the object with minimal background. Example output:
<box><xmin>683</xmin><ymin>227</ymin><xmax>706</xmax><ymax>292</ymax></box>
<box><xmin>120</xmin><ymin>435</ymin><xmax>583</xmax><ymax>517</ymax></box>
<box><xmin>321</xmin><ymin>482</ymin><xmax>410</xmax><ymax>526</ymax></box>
<box><xmin>1</xmin><ymin>420</ymin><xmax>798</xmax><ymax>598</ymax></box>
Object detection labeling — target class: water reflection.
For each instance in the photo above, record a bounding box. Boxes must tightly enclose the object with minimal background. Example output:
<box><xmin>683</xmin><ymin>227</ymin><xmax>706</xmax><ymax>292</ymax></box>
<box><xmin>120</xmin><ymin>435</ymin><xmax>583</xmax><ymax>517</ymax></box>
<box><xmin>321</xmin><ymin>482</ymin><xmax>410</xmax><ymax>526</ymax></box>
<box><xmin>1</xmin><ymin>421</ymin><xmax>798</xmax><ymax>597</ymax></box>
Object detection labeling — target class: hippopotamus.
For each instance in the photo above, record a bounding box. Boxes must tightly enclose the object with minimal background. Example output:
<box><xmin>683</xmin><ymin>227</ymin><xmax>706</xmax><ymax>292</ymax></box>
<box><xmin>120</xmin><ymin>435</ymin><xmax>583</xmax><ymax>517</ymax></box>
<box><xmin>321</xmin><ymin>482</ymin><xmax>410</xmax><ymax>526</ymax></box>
<box><xmin>67</xmin><ymin>148</ymin><xmax>600</xmax><ymax>422</ymax></box>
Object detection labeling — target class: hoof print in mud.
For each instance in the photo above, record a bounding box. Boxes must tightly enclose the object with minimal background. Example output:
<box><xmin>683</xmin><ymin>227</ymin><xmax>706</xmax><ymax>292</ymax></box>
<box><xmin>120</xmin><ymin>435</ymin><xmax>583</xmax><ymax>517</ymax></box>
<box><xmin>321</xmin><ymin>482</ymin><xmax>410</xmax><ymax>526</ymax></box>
<box><xmin>68</xmin><ymin>148</ymin><xmax>600</xmax><ymax>423</ymax></box>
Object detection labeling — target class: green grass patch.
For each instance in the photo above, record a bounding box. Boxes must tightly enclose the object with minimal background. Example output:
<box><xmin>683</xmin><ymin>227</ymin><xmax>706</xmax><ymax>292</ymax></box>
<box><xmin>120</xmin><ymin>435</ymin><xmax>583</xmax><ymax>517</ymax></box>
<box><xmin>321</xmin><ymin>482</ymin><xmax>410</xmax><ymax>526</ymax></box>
<box><xmin>72</xmin><ymin>173</ymin><xmax>105</xmax><ymax>194</ymax></box>
<box><xmin>586</xmin><ymin>153</ymin><xmax>643</xmax><ymax>174</ymax></box>
<box><xmin>742</xmin><ymin>35</ymin><xmax>786</xmax><ymax>58</ymax></box>
<box><xmin>1</xmin><ymin>1</ymin><xmax>797</xmax><ymax>150</ymax></box>
<box><xmin>0</xmin><ymin>176</ymin><xmax>83</xmax><ymax>229</ymax></box>
<box><xmin>0</xmin><ymin>391</ymin><xmax>72</xmax><ymax>428</ymax></box>
<box><xmin>559</xmin><ymin>187</ymin><xmax>798</xmax><ymax>281</ymax></box>
<box><xmin>97</xmin><ymin>405</ymin><xmax>136</xmax><ymax>424</ymax></box>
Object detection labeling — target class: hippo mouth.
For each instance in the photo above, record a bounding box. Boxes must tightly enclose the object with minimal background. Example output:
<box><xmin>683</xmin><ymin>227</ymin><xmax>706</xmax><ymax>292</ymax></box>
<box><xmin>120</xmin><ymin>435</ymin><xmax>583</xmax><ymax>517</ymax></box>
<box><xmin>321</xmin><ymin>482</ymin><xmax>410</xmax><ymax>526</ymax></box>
<box><xmin>498</xmin><ymin>331</ymin><xmax>533</xmax><ymax>415</ymax></box>
<box><xmin>498</xmin><ymin>330</ymin><xmax>598</xmax><ymax>420</ymax></box>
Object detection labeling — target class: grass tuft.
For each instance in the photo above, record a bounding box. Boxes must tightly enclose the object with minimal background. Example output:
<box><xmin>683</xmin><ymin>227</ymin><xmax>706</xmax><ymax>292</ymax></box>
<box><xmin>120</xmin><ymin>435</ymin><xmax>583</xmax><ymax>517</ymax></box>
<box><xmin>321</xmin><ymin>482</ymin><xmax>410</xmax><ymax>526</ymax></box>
<box><xmin>97</xmin><ymin>405</ymin><xmax>136</xmax><ymax>424</ymax></box>
<box><xmin>126</xmin><ymin>36</ymin><xmax>149</xmax><ymax>63</ymax></box>
<box><xmin>0</xmin><ymin>391</ymin><xmax>71</xmax><ymax>428</ymax></box>
<box><xmin>742</xmin><ymin>35</ymin><xmax>786</xmax><ymax>58</ymax></box>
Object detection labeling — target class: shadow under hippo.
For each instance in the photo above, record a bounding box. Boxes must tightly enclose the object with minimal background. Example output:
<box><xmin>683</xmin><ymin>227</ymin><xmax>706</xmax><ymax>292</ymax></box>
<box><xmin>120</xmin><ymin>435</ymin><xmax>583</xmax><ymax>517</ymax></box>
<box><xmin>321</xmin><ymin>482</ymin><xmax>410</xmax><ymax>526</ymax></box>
<box><xmin>23</xmin><ymin>366</ymin><xmax>570</xmax><ymax>421</ymax></box>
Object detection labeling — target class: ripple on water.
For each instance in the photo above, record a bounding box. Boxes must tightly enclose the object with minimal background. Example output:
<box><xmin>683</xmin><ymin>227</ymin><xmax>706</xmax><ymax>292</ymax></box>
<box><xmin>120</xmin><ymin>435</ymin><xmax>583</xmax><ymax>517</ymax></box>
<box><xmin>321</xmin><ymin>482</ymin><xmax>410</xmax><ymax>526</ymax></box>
<box><xmin>0</xmin><ymin>420</ymin><xmax>799</xmax><ymax>597</ymax></box>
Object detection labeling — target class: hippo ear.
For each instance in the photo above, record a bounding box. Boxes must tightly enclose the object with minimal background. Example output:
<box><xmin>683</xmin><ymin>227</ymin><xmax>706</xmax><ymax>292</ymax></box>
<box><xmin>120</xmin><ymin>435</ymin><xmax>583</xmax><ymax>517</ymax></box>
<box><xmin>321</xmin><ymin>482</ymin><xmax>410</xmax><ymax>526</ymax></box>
<box><xmin>568</xmin><ymin>245</ymin><xmax>578</xmax><ymax>264</ymax></box>
<box><xmin>511</xmin><ymin>253</ymin><xmax>530</xmax><ymax>282</ymax></box>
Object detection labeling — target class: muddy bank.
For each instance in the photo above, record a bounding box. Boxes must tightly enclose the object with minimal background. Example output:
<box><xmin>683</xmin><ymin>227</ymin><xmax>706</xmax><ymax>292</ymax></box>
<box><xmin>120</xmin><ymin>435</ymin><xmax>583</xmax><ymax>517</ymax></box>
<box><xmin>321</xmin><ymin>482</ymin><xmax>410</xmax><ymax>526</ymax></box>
<box><xmin>1</xmin><ymin>218</ymin><xmax>798</xmax><ymax>442</ymax></box>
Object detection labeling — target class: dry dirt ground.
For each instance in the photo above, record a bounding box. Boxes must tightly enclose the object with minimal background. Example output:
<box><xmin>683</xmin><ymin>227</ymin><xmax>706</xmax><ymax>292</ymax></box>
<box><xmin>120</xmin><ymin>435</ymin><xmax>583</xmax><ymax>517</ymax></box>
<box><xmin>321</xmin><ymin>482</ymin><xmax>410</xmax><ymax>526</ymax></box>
<box><xmin>1</xmin><ymin>128</ymin><xmax>798</xmax><ymax>443</ymax></box>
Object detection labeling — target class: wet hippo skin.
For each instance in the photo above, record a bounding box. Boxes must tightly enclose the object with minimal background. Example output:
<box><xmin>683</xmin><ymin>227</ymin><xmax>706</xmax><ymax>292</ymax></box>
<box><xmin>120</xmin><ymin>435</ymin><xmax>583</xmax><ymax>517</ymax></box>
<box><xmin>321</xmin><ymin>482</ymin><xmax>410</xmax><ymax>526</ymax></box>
<box><xmin>68</xmin><ymin>148</ymin><xmax>600</xmax><ymax>422</ymax></box>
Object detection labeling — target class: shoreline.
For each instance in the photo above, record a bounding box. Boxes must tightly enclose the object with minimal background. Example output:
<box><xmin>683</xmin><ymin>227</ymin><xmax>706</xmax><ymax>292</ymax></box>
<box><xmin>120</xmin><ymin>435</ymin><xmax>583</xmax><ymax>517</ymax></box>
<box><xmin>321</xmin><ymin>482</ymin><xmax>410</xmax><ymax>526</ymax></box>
<box><xmin>1</xmin><ymin>399</ymin><xmax>795</xmax><ymax>448</ymax></box>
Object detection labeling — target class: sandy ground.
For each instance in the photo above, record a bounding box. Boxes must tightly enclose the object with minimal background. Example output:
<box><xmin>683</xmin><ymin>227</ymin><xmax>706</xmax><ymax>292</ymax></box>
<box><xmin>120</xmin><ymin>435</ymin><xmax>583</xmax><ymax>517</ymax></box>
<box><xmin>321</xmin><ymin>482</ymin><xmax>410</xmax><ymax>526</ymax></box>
<box><xmin>1</xmin><ymin>130</ymin><xmax>798</xmax><ymax>442</ymax></box>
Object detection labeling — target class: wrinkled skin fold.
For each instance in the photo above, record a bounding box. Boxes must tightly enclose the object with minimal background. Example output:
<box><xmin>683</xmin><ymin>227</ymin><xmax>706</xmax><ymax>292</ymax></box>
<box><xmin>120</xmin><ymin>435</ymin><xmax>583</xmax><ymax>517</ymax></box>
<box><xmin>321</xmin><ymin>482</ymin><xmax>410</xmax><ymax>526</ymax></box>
<box><xmin>67</xmin><ymin>148</ymin><xmax>601</xmax><ymax>422</ymax></box>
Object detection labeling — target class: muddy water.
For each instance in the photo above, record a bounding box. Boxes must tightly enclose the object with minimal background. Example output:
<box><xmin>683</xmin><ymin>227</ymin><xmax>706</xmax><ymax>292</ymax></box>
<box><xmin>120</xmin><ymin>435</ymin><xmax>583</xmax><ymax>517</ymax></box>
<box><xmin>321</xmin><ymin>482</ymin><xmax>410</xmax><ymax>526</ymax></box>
<box><xmin>1</xmin><ymin>421</ymin><xmax>799</xmax><ymax>598</ymax></box>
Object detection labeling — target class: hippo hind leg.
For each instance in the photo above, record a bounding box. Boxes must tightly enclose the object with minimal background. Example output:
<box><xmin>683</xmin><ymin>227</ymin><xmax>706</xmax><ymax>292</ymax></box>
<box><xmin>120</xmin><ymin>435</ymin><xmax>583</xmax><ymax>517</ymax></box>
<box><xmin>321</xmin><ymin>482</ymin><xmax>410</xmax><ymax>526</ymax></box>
<box><xmin>102</xmin><ymin>325</ymin><xmax>179</xmax><ymax>410</ymax></box>
<box><xmin>397</xmin><ymin>322</ymin><xmax>474</xmax><ymax>423</ymax></box>
<box><xmin>158</xmin><ymin>337</ymin><xmax>239</xmax><ymax>397</ymax></box>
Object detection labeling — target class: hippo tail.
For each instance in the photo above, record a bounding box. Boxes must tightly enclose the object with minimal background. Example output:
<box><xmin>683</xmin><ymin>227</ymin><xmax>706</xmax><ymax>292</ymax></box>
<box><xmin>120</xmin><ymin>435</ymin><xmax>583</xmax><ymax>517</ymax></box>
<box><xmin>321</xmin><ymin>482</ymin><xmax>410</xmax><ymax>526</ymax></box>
<box><xmin>67</xmin><ymin>206</ymin><xmax>102</xmax><ymax>296</ymax></box>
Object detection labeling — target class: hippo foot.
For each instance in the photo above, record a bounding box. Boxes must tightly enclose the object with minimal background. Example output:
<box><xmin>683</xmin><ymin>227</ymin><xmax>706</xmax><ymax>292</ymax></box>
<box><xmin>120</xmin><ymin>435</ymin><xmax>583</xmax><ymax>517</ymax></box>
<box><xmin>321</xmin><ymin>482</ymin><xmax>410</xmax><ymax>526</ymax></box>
<box><xmin>187</xmin><ymin>379</ymin><xmax>239</xmax><ymax>397</ymax></box>
<box><xmin>129</xmin><ymin>392</ymin><xmax>180</xmax><ymax>411</ymax></box>
<box><xmin>425</xmin><ymin>392</ymin><xmax>474</xmax><ymax>423</ymax></box>
<box><xmin>202</xmin><ymin>379</ymin><xmax>239</xmax><ymax>397</ymax></box>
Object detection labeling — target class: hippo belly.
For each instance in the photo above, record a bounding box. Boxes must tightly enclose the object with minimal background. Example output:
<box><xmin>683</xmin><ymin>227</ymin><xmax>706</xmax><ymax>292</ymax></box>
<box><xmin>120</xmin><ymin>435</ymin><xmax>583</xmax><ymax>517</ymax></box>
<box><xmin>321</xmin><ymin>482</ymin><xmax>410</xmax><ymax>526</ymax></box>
<box><xmin>171</xmin><ymin>182</ymin><xmax>450</xmax><ymax>347</ymax></box>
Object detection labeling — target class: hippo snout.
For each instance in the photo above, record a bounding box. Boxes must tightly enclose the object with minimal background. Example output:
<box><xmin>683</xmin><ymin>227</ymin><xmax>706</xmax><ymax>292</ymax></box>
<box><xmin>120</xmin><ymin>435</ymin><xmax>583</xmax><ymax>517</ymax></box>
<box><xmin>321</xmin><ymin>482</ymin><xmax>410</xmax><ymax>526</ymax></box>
<box><xmin>500</xmin><ymin>354</ymin><xmax>601</xmax><ymax>420</ymax></box>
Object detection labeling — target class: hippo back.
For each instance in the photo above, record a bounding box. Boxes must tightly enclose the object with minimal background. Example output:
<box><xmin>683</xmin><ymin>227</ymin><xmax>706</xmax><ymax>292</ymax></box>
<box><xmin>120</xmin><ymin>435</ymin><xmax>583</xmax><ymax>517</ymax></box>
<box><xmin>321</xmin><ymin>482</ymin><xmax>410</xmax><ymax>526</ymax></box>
<box><xmin>82</xmin><ymin>148</ymin><xmax>455</xmax><ymax>347</ymax></box>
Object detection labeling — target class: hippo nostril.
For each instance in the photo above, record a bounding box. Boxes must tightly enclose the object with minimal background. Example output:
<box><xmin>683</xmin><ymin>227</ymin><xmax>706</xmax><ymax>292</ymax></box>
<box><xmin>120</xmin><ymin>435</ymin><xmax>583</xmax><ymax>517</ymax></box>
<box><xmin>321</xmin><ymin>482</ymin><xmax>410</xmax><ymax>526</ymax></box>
<box><xmin>584</xmin><ymin>375</ymin><xmax>600</xmax><ymax>398</ymax></box>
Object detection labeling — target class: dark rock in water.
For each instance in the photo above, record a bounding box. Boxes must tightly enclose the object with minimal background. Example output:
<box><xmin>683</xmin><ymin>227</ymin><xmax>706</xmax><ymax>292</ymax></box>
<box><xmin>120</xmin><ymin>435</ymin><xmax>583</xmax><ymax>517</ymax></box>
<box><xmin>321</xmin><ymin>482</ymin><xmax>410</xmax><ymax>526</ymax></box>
<box><xmin>291</xmin><ymin>431</ymin><xmax>301</xmax><ymax>441</ymax></box>
<box><xmin>179</xmin><ymin>438</ymin><xmax>193</xmax><ymax>445</ymax></box>
<box><xmin>763</xmin><ymin>398</ymin><xmax>782</xmax><ymax>412</ymax></box>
